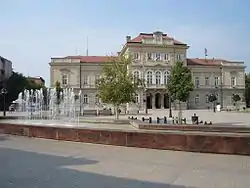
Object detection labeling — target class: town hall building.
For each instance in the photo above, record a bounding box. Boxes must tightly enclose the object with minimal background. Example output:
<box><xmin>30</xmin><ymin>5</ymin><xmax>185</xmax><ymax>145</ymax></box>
<box><xmin>49</xmin><ymin>31</ymin><xmax>246</xmax><ymax>111</ymax></box>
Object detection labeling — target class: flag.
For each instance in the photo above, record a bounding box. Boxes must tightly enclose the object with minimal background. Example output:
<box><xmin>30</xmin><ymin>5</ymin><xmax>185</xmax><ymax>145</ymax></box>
<box><xmin>205</xmin><ymin>48</ymin><xmax>208</xmax><ymax>57</ymax></box>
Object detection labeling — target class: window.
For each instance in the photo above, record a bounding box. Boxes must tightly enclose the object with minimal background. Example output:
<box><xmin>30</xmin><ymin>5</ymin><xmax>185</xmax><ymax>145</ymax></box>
<box><xmin>195</xmin><ymin>94</ymin><xmax>199</xmax><ymax>104</ymax></box>
<box><xmin>214</xmin><ymin>76</ymin><xmax>219</xmax><ymax>87</ymax></box>
<box><xmin>133</xmin><ymin>52</ymin><xmax>139</xmax><ymax>60</ymax></box>
<box><xmin>135</xmin><ymin>94</ymin><xmax>139</xmax><ymax>103</ymax></box>
<box><xmin>83</xmin><ymin>94</ymin><xmax>88</xmax><ymax>104</ymax></box>
<box><xmin>83</xmin><ymin>75</ymin><xmax>88</xmax><ymax>85</ymax></box>
<box><xmin>133</xmin><ymin>71</ymin><xmax>140</xmax><ymax>83</ymax></box>
<box><xmin>164</xmin><ymin>71</ymin><xmax>169</xmax><ymax>85</ymax></box>
<box><xmin>95</xmin><ymin>94</ymin><xmax>99</xmax><ymax>104</ymax></box>
<box><xmin>206</xmin><ymin>94</ymin><xmax>209</xmax><ymax>103</ymax></box>
<box><xmin>176</xmin><ymin>54</ymin><xmax>181</xmax><ymax>61</ymax></box>
<box><xmin>95</xmin><ymin>75</ymin><xmax>100</xmax><ymax>85</ymax></box>
<box><xmin>163</xmin><ymin>53</ymin><xmax>169</xmax><ymax>61</ymax></box>
<box><xmin>231</xmin><ymin>77</ymin><xmax>236</xmax><ymax>87</ymax></box>
<box><xmin>62</xmin><ymin>74</ymin><xmax>68</xmax><ymax>85</ymax></box>
<box><xmin>147</xmin><ymin>53</ymin><xmax>152</xmax><ymax>60</ymax></box>
<box><xmin>195</xmin><ymin>77</ymin><xmax>200</xmax><ymax>88</ymax></box>
<box><xmin>146</xmin><ymin>71</ymin><xmax>153</xmax><ymax>85</ymax></box>
<box><xmin>155</xmin><ymin>71</ymin><xmax>161</xmax><ymax>85</ymax></box>
<box><xmin>155</xmin><ymin>53</ymin><xmax>161</xmax><ymax>61</ymax></box>
<box><xmin>205</xmin><ymin>77</ymin><xmax>209</xmax><ymax>86</ymax></box>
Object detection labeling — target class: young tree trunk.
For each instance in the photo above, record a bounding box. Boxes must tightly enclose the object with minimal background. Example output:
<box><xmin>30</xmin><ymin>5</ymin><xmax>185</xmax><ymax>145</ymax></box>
<box><xmin>178</xmin><ymin>100</ymin><xmax>182</xmax><ymax>124</ymax></box>
<box><xmin>213</xmin><ymin>101</ymin><xmax>216</xmax><ymax>112</ymax></box>
<box><xmin>114</xmin><ymin>105</ymin><xmax>120</xmax><ymax>121</ymax></box>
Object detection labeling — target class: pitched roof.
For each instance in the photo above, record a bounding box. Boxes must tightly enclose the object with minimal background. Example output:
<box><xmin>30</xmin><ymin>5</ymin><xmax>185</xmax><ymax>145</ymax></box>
<box><xmin>128</xmin><ymin>32</ymin><xmax>186</xmax><ymax>45</ymax></box>
<box><xmin>187</xmin><ymin>58</ymin><xmax>224</xmax><ymax>66</ymax></box>
<box><xmin>64</xmin><ymin>56</ymin><xmax>116</xmax><ymax>63</ymax></box>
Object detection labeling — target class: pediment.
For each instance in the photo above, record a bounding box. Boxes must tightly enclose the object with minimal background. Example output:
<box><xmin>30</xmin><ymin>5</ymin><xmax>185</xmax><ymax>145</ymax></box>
<box><xmin>60</xmin><ymin>68</ymin><xmax>71</xmax><ymax>72</ymax></box>
<box><xmin>153</xmin><ymin>63</ymin><xmax>166</xmax><ymax>67</ymax></box>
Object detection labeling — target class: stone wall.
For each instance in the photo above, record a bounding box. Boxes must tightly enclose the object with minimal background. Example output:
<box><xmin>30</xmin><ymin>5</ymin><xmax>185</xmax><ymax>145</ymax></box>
<box><xmin>1</xmin><ymin>123</ymin><xmax>250</xmax><ymax>155</ymax></box>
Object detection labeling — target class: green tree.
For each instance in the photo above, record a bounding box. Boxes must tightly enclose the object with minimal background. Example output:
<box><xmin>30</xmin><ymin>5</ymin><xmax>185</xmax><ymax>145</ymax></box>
<box><xmin>208</xmin><ymin>93</ymin><xmax>217</xmax><ymax>112</ymax></box>
<box><xmin>55</xmin><ymin>81</ymin><xmax>63</xmax><ymax>105</ymax></box>
<box><xmin>97</xmin><ymin>56</ymin><xmax>141</xmax><ymax>120</ymax></box>
<box><xmin>245</xmin><ymin>73</ymin><xmax>250</xmax><ymax>108</ymax></box>
<box><xmin>0</xmin><ymin>72</ymin><xmax>43</xmax><ymax>111</ymax></box>
<box><xmin>168</xmin><ymin>61</ymin><xmax>194</xmax><ymax>123</ymax></box>
<box><xmin>232</xmin><ymin>93</ymin><xmax>241</xmax><ymax>110</ymax></box>
<box><xmin>54</xmin><ymin>81</ymin><xmax>63</xmax><ymax>118</ymax></box>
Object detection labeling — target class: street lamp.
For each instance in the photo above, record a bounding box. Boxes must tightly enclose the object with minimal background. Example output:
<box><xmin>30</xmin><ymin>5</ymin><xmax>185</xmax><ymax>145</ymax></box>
<box><xmin>1</xmin><ymin>88</ymin><xmax>7</xmax><ymax>116</ymax></box>
<box><xmin>220</xmin><ymin>63</ymin><xmax>223</xmax><ymax>109</ymax></box>
<box><xmin>168</xmin><ymin>93</ymin><xmax>172</xmax><ymax>117</ymax></box>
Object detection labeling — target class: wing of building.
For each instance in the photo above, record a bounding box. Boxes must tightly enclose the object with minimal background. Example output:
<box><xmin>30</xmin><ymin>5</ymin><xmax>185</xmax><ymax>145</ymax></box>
<box><xmin>49</xmin><ymin>31</ymin><xmax>246</xmax><ymax>110</ymax></box>
<box><xmin>0</xmin><ymin>56</ymin><xmax>13</xmax><ymax>85</ymax></box>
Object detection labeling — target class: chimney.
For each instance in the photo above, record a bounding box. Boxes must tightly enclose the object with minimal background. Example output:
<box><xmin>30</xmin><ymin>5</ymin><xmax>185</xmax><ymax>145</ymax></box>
<box><xmin>126</xmin><ymin>36</ymin><xmax>131</xmax><ymax>42</ymax></box>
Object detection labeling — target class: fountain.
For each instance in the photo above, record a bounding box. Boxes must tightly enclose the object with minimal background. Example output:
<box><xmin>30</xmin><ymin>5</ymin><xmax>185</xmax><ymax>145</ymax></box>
<box><xmin>15</xmin><ymin>87</ymin><xmax>80</xmax><ymax>125</ymax></box>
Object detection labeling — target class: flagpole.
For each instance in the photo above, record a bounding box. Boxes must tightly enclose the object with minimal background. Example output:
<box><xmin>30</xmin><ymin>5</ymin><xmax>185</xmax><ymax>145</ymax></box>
<box><xmin>205</xmin><ymin>48</ymin><xmax>207</xmax><ymax>60</ymax></box>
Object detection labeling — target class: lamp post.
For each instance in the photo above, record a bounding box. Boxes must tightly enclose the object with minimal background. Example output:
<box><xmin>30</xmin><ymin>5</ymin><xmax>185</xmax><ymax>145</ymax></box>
<box><xmin>1</xmin><ymin>88</ymin><xmax>7</xmax><ymax>116</ymax></box>
<box><xmin>79</xmin><ymin>62</ymin><xmax>82</xmax><ymax>116</ymax></box>
<box><xmin>220</xmin><ymin>63</ymin><xmax>223</xmax><ymax>110</ymax></box>
<box><xmin>168</xmin><ymin>92</ymin><xmax>172</xmax><ymax>117</ymax></box>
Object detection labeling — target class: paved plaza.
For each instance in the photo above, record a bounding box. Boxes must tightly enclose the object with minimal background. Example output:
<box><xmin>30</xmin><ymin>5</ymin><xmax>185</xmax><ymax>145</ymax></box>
<box><xmin>0</xmin><ymin>134</ymin><xmax>250</xmax><ymax>188</ymax></box>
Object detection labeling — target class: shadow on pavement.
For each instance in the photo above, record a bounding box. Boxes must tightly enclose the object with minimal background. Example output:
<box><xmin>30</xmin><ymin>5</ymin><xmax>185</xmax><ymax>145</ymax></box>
<box><xmin>0</xmin><ymin>134</ymin><xmax>8</xmax><ymax>142</ymax></box>
<box><xmin>0</xmin><ymin>147</ymin><xmax>196</xmax><ymax>188</ymax></box>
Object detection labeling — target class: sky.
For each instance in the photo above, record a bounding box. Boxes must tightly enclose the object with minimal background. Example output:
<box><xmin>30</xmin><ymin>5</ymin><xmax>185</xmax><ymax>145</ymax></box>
<box><xmin>1</xmin><ymin>0</ymin><xmax>250</xmax><ymax>86</ymax></box>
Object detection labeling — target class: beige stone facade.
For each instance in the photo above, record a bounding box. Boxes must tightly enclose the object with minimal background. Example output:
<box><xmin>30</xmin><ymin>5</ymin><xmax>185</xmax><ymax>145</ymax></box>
<box><xmin>49</xmin><ymin>31</ymin><xmax>246</xmax><ymax>111</ymax></box>
<box><xmin>0</xmin><ymin>56</ymin><xmax>12</xmax><ymax>83</ymax></box>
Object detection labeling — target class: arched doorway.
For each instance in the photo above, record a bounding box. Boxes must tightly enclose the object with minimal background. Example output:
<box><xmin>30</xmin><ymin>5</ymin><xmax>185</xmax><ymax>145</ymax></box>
<box><xmin>146</xmin><ymin>93</ymin><xmax>152</xmax><ymax>109</ymax></box>
<box><xmin>164</xmin><ymin>94</ymin><xmax>170</xmax><ymax>109</ymax></box>
<box><xmin>155</xmin><ymin>93</ymin><xmax>161</xmax><ymax>109</ymax></box>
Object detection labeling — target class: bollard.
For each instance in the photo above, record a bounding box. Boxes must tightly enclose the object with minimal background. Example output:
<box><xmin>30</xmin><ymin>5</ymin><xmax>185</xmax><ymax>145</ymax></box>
<box><xmin>183</xmin><ymin>118</ymin><xmax>186</xmax><ymax>124</ymax></box>
<box><xmin>149</xmin><ymin>117</ymin><xmax>152</xmax><ymax>123</ymax></box>
<box><xmin>128</xmin><ymin>116</ymin><xmax>130</xmax><ymax>119</ymax></box>
<box><xmin>142</xmin><ymin>117</ymin><xmax>145</xmax><ymax>122</ymax></box>
<box><xmin>131</xmin><ymin>116</ymin><xmax>134</xmax><ymax>120</ymax></box>
<box><xmin>135</xmin><ymin>117</ymin><xmax>137</xmax><ymax>120</ymax></box>
<box><xmin>172</xmin><ymin>117</ymin><xmax>175</xmax><ymax>124</ymax></box>
<box><xmin>156</xmin><ymin>117</ymin><xmax>160</xmax><ymax>124</ymax></box>
<box><xmin>175</xmin><ymin>117</ymin><xmax>179</xmax><ymax>124</ymax></box>
<box><xmin>164</xmin><ymin>116</ymin><xmax>167</xmax><ymax>124</ymax></box>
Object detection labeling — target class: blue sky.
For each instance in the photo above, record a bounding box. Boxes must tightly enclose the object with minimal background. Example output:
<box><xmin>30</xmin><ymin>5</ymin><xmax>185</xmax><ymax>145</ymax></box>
<box><xmin>1</xmin><ymin>0</ymin><xmax>250</xmax><ymax>86</ymax></box>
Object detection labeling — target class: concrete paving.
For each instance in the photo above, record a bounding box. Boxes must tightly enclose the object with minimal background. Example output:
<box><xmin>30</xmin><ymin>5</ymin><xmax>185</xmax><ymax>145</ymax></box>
<box><xmin>0</xmin><ymin>134</ymin><xmax>250</xmax><ymax>188</ymax></box>
<box><xmin>79</xmin><ymin>109</ymin><xmax>250</xmax><ymax>126</ymax></box>
<box><xmin>3</xmin><ymin>109</ymin><xmax>250</xmax><ymax>125</ymax></box>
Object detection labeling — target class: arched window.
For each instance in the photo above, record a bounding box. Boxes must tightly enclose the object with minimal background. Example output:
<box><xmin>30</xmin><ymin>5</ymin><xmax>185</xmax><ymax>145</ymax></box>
<box><xmin>83</xmin><ymin>94</ymin><xmax>88</xmax><ymax>104</ymax></box>
<box><xmin>164</xmin><ymin>71</ymin><xmax>169</xmax><ymax>85</ymax></box>
<box><xmin>146</xmin><ymin>71</ymin><xmax>153</xmax><ymax>85</ymax></box>
<box><xmin>155</xmin><ymin>71</ymin><xmax>161</xmax><ymax>85</ymax></box>
<box><xmin>133</xmin><ymin>71</ymin><xmax>140</xmax><ymax>83</ymax></box>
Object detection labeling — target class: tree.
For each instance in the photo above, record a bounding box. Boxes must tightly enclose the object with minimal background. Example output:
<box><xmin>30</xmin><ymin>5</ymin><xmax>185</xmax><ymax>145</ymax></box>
<box><xmin>232</xmin><ymin>93</ymin><xmax>241</xmax><ymax>110</ymax></box>
<box><xmin>168</xmin><ymin>61</ymin><xmax>194</xmax><ymax>123</ymax></box>
<box><xmin>0</xmin><ymin>72</ymin><xmax>43</xmax><ymax>111</ymax></box>
<box><xmin>97</xmin><ymin>56</ymin><xmax>141</xmax><ymax>120</ymax></box>
<box><xmin>55</xmin><ymin>81</ymin><xmax>63</xmax><ymax>105</ymax></box>
<box><xmin>54</xmin><ymin>81</ymin><xmax>63</xmax><ymax>118</ymax></box>
<box><xmin>208</xmin><ymin>93</ymin><xmax>217</xmax><ymax>112</ymax></box>
<box><xmin>245</xmin><ymin>73</ymin><xmax>250</xmax><ymax>107</ymax></box>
